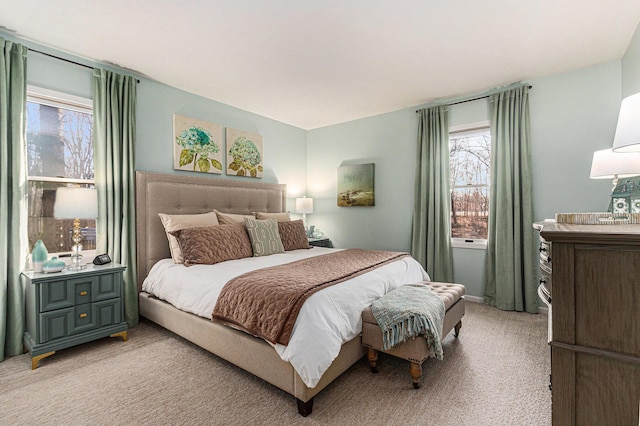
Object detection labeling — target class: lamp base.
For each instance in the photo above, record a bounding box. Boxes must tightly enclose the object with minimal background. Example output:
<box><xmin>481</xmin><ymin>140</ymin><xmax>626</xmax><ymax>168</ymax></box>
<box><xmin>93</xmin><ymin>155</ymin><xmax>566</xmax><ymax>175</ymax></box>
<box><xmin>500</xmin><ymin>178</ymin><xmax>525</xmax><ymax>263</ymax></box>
<box><xmin>68</xmin><ymin>242</ymin><xmax>85</xmax><ymax>270</ymax></box>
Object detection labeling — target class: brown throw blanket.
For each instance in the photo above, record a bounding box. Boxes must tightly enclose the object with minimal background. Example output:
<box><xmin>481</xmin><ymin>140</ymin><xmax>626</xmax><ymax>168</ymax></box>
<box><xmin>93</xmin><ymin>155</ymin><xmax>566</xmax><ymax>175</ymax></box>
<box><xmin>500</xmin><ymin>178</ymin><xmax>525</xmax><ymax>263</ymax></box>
<box><xmin>212</xmin><ymin>249</ymin><xmax>409</xmax><ymax>345</ymax></box>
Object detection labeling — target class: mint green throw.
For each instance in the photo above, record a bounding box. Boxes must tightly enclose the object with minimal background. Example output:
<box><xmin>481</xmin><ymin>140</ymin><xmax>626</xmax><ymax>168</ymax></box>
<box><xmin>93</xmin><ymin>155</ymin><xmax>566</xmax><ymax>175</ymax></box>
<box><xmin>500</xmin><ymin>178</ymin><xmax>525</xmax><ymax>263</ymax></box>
<box><xmin>371</xmin><ymin>284</ymin><xmax>445</xmax><ymax>358</ymax></box>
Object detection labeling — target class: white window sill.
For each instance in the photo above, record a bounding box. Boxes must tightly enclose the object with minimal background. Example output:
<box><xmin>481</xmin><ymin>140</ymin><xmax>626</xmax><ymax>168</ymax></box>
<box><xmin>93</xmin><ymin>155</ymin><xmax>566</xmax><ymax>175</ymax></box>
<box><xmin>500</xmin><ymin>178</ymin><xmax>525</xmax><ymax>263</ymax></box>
<box><xmin>451</xmin><ymin>239</ymin><xmax>487</xmax><ymax>250</ymax></box>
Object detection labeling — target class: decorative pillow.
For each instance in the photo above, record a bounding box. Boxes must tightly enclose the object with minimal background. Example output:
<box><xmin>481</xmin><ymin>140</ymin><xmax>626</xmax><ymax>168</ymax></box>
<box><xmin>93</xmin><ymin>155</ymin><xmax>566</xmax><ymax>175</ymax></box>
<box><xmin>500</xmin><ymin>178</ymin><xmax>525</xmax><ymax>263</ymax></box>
<box><xmin>214</xmin><ymin>209</ymin><xmax>255</xmax><ymax>224</ymax></box>
<box><xmin>253</xmin><ymin>211</ymin><xmax>291</xmax><ymax>222</ymax></box>
<box><xmin>278</xmin><ymin>220</ymin><xmax>311</xmax><ymax>251</ymax></box>
<box><xmin>158</xmin><ymin>212</ymin><xmax>220</xmax><ymax>263</ymax></box>
<box><xmin>171</xmin><ymin>223</ymin><xmax>253</xmax><ymax>266</ymax></box>
<box><xmin>244</xmin><ymin>217</ymin><xmax>285</xmax><ymax>257</ymax></box>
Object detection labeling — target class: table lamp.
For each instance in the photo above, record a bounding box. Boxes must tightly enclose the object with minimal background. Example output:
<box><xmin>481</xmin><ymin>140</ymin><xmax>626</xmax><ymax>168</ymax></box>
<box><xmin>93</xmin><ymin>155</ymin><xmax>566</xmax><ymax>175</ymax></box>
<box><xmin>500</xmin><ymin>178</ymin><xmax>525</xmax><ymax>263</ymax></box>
<box><xmin>612</xmin><ymin>92</ymin><xmax>640</xmax><ymax>153</ymax></box>
<box><xmin>590</xmin><ymin>148</ymin><xmax>640</xmax><ymax>191</ymax></box>
<box><xmin>295</xmin><ymin>196</ymin><xmax>313</xmax><ymax>234</ymax></box>
<box><xmin>54</xmin><ymin>187</ymin><xmax>98</xmax><ymax>270</ymax></box>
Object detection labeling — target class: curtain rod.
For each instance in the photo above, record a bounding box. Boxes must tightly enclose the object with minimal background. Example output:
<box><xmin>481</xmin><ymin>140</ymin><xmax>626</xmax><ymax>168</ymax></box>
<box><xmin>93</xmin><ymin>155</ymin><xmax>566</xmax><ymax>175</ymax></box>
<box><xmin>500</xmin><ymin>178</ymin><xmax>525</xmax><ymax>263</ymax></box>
<box><xmin>28</xmin><ymin>47</ymin><xmax>140</xmax><ymax>83</ymax></box>
<box><xmin>415</xmin><ymin>84</ymin><xmax>533</xmax><ymax>112</ymax></box>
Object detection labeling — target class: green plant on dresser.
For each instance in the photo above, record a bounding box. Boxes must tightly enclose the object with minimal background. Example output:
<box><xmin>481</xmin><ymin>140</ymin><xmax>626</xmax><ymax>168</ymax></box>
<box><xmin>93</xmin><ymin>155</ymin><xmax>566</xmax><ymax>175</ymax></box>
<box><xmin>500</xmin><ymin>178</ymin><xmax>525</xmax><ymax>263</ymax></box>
<box><xmin>22</xmin><ymin>263</ymin><xmax>128</xmax><ymax>369</ymax></box>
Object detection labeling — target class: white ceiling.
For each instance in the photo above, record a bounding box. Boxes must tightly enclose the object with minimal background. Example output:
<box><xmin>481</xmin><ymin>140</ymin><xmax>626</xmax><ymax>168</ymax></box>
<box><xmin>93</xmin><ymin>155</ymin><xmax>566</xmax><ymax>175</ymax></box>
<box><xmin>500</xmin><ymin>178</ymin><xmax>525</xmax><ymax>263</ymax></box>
<box><xmin>2</xmin><ymin>0</ymin><xmax>640</xmax><ymax>129</ymax></box>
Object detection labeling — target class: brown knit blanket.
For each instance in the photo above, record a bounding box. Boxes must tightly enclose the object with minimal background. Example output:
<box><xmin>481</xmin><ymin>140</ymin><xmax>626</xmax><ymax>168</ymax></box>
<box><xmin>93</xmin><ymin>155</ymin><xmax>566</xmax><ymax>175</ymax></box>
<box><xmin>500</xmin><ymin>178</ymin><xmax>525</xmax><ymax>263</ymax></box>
<box><xmin>212</xmin><ymin>249</ymin><xmax>409</xmax><ymax>345</ymax></box>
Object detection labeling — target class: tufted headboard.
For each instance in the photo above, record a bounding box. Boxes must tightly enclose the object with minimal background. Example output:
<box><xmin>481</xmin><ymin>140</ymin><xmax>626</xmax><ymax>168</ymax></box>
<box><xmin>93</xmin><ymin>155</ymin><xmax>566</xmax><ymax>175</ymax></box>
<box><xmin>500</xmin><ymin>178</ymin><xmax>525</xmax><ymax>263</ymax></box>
<box><xmin>135</xmin><ymin>171</ymin><xmax>287</xmax><ymax>291</ymax></box>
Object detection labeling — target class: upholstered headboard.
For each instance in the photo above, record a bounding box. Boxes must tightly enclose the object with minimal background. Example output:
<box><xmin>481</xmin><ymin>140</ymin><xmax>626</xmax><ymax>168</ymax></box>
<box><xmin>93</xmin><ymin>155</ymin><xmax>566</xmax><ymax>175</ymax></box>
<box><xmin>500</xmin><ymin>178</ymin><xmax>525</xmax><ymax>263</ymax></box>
<box><xmin>135</xmin><ymin>171</ymin><xmax>287</xmax><ymax>291</ymax></box>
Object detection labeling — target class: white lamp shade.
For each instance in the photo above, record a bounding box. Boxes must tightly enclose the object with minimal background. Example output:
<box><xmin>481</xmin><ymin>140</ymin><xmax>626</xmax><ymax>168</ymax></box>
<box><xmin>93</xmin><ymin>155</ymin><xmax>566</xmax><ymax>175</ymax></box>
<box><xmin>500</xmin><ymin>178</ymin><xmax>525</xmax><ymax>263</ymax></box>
<box><xmin>295</xmin><ymin>197</ymin><xmax>314</xmax><ymax>214</ymax></box>
<box><xmin>54</xmin><ymin>187</ymin><xmax>98</xmax><ymax>219</ymax></box>
<box><xmin>612</xmin><ymin>92</ymin><xmax>640</xmax><ymax>152</ymax></box>
<box><xmin>589</xmin><ymin>148</ymin><xmax>640</xmax><ymax>179</ymax></box>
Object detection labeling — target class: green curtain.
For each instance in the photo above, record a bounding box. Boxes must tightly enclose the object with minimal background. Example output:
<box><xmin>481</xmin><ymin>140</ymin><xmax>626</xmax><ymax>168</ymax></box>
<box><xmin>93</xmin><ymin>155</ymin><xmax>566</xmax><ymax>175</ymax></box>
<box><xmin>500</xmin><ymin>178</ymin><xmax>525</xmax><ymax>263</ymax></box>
<box><xmin>411</xmin><ymin>106</ymin><xmax>454</xmax><ymax>282</ymax></box>
<box><xmin>93</xmin><ymin>68</ymin><xmax>139</xmax><ymax>327</ymax></box>
<box><xmin>0</xmin><ymin>38</ymin><xmax>27</xmax><ymax>361</ymax></box>
<box><xmin>484</xmin><ymin>85</ymin><xmax>537</xmax><ymax>313</ymax></box>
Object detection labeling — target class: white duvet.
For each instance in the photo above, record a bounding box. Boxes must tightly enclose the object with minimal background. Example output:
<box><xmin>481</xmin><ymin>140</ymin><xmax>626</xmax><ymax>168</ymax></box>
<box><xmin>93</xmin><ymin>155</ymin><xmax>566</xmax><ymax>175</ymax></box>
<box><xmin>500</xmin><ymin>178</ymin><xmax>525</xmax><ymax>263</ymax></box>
<box><xmin>142</xmin><ymin>247</ymin><xmax>429</xmax><ymax>388</ymax></box>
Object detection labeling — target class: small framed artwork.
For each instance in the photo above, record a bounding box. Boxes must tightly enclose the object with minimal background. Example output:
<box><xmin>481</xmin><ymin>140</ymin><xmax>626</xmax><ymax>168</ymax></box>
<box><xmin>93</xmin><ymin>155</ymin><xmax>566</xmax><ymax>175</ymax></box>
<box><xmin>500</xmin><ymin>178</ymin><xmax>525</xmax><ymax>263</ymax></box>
<box><xmin>173</xmin><ymin>114</ymin><xmax>223</xmax><ymax>174</ymax></box>
<box><xmin>337</xmin><ymin>163</ymin><xmax>375</xmax><ymax>207</ymax></box>
<box><xmin>226</xmin><ymin>128</ymin><xmax>263</xmax><ymax>178</ymax></box>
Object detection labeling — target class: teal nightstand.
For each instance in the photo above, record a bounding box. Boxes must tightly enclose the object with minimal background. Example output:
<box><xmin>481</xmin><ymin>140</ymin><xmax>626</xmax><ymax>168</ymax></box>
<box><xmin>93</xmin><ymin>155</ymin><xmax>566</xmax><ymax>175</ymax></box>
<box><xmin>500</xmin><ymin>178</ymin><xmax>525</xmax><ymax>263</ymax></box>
<box><xmin>22</xmin><ymin>263</ymin><xmax>128</xmax><ymax>369</ymax></box>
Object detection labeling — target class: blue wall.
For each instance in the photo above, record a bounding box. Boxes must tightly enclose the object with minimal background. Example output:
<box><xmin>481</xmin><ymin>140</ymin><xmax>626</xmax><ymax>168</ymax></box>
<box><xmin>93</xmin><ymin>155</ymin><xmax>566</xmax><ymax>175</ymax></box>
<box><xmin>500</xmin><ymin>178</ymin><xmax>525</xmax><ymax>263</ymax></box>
<box><xmin>5</xmin><ymin>33</ymin><xmax>308</xmax><ymax>215</ymax></box>
<box><xmin>307</xmin><ymin>60</ymin><xmax>622</xmax><ymax>299</ymax></box>
<box><xmin>5</xmin><ymin>23</ymin><xmax>639</xmax><ymax>299</ymax></box>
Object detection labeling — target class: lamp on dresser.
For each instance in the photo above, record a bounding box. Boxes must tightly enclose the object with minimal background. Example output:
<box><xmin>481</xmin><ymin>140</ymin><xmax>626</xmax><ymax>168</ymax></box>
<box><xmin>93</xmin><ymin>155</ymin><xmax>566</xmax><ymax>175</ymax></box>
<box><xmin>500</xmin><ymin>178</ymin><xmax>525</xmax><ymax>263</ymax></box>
<box><xmin>295</xmin><ymin>196</ymin><xmax>313</xmax><ymax>235</ymax></box>
<box><xmin>54</xmin><ymin>186</ymin><xmax>98</xmax><ymax>270</ymax></box>
<box><xmin>612</xmin><ymin>92</ymin><xmax>640</xmax><ymax>152</ymax></box>
<box><xmin>589</xmin><ymin>148</ymin><xmax>640</xmax><ymax>191</ymax></box>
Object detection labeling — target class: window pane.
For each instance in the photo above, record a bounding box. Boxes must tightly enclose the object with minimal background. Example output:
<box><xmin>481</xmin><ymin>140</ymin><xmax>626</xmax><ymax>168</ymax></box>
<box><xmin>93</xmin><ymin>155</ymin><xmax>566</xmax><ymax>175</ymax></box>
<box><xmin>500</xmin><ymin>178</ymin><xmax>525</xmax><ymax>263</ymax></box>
<box><xmin>28</xmin><ymin>180</ymin><xmax>96</xmax><ymax>253</ymax></box>
<box><xmin>27</xmin><ymin>101</ymin><xmax>94</xmax><ymax>179</ymax></box>
<box><xmin>449</xmin><ymin>128</ymin><xmax>491</xmax><ymax>240</ymax></box>
<box><xmin>450</xmin><ymin>130</ymin><xmax>490</xmax><ymax>187</ymax></box>
<box><xmin>451</xmin><ymin>186</ymin><xmax>489</xmax><ymax>239</ymax></box>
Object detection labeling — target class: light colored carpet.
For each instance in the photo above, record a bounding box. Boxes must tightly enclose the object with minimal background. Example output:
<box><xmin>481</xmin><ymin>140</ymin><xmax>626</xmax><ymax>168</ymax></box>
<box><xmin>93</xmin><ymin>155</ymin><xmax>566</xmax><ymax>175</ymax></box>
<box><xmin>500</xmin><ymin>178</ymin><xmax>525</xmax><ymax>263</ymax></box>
<box><xmin>0</xmin><ymin>302</ymin><xmax>551</xmax><ymax>425</ymax></box>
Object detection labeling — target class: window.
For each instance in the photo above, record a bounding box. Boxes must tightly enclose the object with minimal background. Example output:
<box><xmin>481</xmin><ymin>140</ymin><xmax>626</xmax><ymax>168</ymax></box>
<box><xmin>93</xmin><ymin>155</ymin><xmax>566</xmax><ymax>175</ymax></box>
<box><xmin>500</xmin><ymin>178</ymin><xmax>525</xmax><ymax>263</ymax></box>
<box><xmin>449</xmin><ymin>124</ymin><xmax>491</xmax><ymax>247</ymax></box>
<box><xmin>26</xmin><ymin>87</ymin><xmax>95</xmax><ymax>254</ymax></box>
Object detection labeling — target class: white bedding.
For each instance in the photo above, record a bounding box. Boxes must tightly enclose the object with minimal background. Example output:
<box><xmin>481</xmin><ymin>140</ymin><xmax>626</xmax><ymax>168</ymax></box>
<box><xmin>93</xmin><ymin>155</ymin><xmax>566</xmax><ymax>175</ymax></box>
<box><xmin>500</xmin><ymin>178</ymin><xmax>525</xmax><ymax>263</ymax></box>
<box><xmin>142</xmin><ymin>247</ymin><xmax>429</xmax><ymax>388</ymax></box>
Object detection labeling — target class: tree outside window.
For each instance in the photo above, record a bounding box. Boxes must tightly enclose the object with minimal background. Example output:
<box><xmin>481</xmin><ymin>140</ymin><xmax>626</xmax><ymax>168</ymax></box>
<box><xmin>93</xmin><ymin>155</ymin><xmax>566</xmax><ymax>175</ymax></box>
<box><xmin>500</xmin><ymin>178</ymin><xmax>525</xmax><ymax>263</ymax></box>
<box><xmin>449</xmin><ymin>127</ymin><xmax>491</xmax><ymax>240</ymax></box>
<box><xmin>26</xmin><ymin>91</ymin><xmax>95</xmax><ymax>253</ymax></box>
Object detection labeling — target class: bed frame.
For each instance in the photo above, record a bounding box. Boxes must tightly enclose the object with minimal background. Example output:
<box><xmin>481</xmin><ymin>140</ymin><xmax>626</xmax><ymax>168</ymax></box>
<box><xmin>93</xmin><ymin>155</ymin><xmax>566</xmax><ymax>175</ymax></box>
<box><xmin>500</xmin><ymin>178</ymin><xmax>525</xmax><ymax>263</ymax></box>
<box><xmin>135</xmin><ymin>171</ymin><xmax>365</xmax><ymax>416</ymax></box>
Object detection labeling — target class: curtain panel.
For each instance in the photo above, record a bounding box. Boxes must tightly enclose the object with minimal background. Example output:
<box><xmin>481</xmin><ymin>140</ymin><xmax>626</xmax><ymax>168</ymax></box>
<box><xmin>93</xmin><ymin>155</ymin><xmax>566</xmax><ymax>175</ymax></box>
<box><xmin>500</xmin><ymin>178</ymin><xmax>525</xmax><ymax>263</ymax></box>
<box><xmin>484</xmin><ymin>85</ymin><xmax>537</xmax><ymax>313</ymax></box>
<box><xmin>411</xmin><ymin>106</ymin><xmax>454</xmax><ymax>282</ymax></box>
<box><xmin>0</xmin><ymin>38</ymin><xmax>27</xmax><ymax>361</ymax></box>
<box><xmin>93</xmin><ymin>68</ymin><xmax>139</xmax><ymax>327</ymax></box>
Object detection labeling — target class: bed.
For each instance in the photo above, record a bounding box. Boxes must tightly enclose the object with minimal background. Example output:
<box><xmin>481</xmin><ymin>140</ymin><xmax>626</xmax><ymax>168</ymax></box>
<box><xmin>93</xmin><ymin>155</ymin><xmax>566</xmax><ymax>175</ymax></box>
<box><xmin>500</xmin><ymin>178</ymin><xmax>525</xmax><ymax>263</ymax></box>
<box><xmin>135</xmin><ymin>171</ymin><xmax>428</xmax><ymax>416</ymax></box>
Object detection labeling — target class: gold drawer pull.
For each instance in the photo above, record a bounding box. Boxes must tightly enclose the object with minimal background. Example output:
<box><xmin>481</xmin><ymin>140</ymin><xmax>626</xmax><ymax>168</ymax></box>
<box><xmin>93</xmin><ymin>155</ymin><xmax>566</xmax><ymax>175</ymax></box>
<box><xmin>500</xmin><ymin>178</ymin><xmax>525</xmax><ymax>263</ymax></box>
<box><xmin>79</xmin><ymin>313</ymin><xmax>88</xmax><ymax>318</ymax></box>
<box><xmin>79</xmin><ymin>291</ymin><xmax>88</xmax><ymax>296</ymax></box>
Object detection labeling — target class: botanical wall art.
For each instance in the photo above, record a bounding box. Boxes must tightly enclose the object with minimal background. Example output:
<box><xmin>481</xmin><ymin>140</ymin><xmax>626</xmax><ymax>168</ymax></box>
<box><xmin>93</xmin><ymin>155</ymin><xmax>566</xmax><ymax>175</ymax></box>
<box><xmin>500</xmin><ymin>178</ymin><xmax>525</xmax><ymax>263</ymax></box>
<box><xmin>337</xmin><ymin>163</ymin><xmax>375</xmax><ymax>207</ymax></box>
<box><xmin>226</xmin><ymin>128</ymin><xmax>263</xmax><ymax>178</ymax></box>
<box><xmin>173</xmin><ymin>114</ymin><xmax>223</xmax><ymax>174</ymax></box>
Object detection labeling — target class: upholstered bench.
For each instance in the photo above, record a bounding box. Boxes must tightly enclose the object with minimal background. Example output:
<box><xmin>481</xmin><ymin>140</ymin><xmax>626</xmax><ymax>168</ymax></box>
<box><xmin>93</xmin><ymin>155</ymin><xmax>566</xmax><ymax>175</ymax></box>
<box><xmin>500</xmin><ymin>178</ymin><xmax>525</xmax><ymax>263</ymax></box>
<box><xmin>362</xmin><ymin>281</ymin><xmax>465</xmax><ymax>389</ymax></box>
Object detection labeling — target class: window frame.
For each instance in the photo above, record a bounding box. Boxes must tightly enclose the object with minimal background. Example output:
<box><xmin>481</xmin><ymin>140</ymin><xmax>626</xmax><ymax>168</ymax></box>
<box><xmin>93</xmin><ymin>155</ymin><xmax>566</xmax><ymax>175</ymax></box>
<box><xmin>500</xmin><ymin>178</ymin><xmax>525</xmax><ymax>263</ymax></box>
<box><xmin>26</xmin><ymin>86</ymin><xmax>97</xmax><ymax>257</ymax></box>
<box><xmin>449</xmin><ymin>121</ymin><xmax>490</xmax><ymax>250</ymax></box>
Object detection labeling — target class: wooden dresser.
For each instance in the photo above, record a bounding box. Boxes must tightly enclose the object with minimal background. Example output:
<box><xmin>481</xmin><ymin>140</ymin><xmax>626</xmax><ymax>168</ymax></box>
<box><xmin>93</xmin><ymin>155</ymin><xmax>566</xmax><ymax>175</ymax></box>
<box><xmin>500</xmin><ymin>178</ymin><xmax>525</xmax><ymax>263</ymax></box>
<box><xmin>540</xmin><ymin>224</ymin><xmax>640</xmax><ymax>425</ymax></box>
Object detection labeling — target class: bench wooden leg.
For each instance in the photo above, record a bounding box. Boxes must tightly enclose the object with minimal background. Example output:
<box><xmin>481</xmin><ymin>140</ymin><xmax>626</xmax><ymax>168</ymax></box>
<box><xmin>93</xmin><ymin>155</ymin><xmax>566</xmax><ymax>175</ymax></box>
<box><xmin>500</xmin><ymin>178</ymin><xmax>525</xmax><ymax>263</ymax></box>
<box><xmin>409</xmin><ymin>361</ymin><xmax>422</xmax><ymax>389</ymax></box>
<box><xmin>367</xmin><ymin>347</ymin><xmax>378</xmax><ymax>373</ymax></box>
<box><xmin>454</xmin><ymin>320</ymin><xmax>462</xmax><ymax>337</ymax></box>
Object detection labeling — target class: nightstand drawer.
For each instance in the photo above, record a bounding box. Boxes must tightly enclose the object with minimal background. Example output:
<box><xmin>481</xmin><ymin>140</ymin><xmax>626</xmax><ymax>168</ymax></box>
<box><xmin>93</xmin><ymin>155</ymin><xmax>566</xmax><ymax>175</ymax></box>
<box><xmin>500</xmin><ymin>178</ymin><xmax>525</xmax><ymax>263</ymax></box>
<box><xmin>39</xmin><ymin>299</ymin><xmax>123</xmax><ymax>343</ymax></box>
<box><xmin>39</xmin><ymin>276</ymin><xmax>98</xmax><ymax>312</ymax></box>
<box><xmin>70</xmin><ymin>299</ymin><xmax>123</xmax><ymax>336</ymax></box>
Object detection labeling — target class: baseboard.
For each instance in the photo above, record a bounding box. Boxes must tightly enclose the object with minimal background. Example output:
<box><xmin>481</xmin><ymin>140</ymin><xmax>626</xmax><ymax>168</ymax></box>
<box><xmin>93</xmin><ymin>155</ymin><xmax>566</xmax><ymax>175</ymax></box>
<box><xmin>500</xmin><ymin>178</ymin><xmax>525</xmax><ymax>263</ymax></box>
<box><xmin>464</xmin><ymin>295</ymin><xmax>549</xmax><ymax>314</ymax></box>
<box><xmin>464</xmin><ymin>295</ymin><xmax>484</xmax><ymax>304</ymax></box>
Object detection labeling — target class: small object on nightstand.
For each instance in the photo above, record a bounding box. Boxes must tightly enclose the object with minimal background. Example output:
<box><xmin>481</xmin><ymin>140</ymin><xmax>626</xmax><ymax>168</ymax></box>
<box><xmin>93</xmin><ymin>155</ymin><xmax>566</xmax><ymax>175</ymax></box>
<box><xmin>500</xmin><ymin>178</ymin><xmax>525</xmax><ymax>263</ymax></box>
<box><xmin>31</xmin><ymin>239</ymin><xmax>48</xmax><ymax>273</ymax></box>
<box><xmin>41</xmin><ymin>257</ymin><xmax>66</xmax><ymax>273</ymax></box>
<box><xmin>93</xmin><ymin>253</ymin><xmax>112</xmax><ymax>265</ymax></box>
<box><xmin>308</xmin><ymin>237</ymin><xmax>333</xmax><ymax>248</ymax></box>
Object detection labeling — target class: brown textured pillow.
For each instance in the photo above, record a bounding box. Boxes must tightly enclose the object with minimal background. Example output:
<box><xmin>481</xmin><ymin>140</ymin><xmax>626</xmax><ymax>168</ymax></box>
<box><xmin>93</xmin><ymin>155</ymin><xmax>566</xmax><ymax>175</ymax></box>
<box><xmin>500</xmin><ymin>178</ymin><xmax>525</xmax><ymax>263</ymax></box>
<box><xmin>214</xmin><ymin>209</ymin><xmax>255</xmax><ymax>224</ymax></box>
<box><xmin>158</xmin><ymin>212</ymin><xmax>220</xmax><ymax>264</ymax></box>
<box><xmin>171</xmin><ymin>223</ymin><xmax>253</xmax><ymax>266</ymax></box>
<box><xmin>253</xmin><ymin>211</ymin><xmax>291</xmax><ymax>222</ymax></box>
<box><xmin>278</xmin><ymin>220</ymin><xmax>311</xmax><ymax>251</ymax></box>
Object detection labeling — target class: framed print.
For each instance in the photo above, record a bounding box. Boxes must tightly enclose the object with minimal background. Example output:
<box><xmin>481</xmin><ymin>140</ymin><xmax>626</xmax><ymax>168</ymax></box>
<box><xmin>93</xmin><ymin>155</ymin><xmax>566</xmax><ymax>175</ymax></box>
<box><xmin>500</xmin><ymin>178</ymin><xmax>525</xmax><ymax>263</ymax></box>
<box><xmin>173</xmin><ymin>114</ymin><xmax>223</xmax><ymax>174</ymax></box>
<box><xmin>226</xmin><ymin>128</ymin><xmax>263</xmax><ymax>178</ymax></box>
<box><xmin>337</xmin><ymin>163</ymin><xmax>375</xmax><ymax>206</ymax></box>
